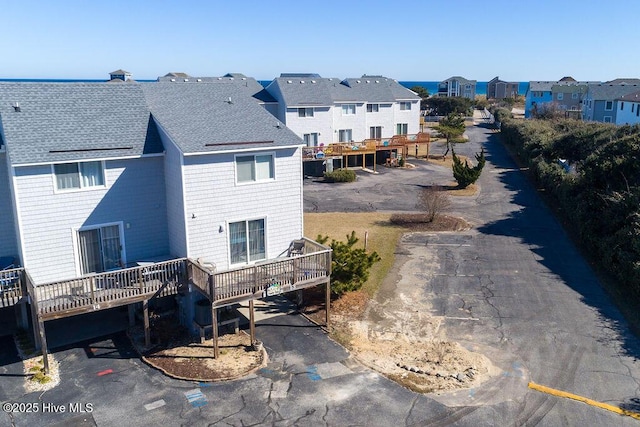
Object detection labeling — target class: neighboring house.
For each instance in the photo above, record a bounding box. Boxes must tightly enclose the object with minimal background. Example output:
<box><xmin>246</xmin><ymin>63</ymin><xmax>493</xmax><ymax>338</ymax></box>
<box><xmin>582</xmin><ymin>83</ymin><xmax>640</xmax><ymax>123</ymax></box>
<box><xmin>0</xmin><ymin>79</ymin><xmax>304</xmax><ymax>283</ymax></box>
<box><xmin>265</xmin><ymin>74</ymin><xmax>421</xmax><ymax>146</ymax></box>
<box><xmin>487</xmin><ymin>76</ymin><xmax>519</xmax><ymax>99</ymax></box>
<box><xmin>108</xmin><ymin>69</ymin><xmax>133</xmax><ymax>82</ymax></box>
<box><xmin>550</xmin><ymin>84</ymin><xmax>589</xmax><ymax>117</ymax></box>
<box><xmin>614</xmin><ymin>90</ymin><xmax>640</xmax><ymax>125</ymax></box>
<box><xmin>437</xmin><ymin>76</ymin><xmax>477</xmax><ymax>99</ymax></box>
<box><xmin>525</xmin><ymin>77</ymin><xmax>598</xmax><ymax>118</ymax></box>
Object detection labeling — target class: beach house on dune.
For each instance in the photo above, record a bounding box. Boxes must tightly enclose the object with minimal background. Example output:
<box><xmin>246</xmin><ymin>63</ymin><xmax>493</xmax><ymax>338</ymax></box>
<box><xmin>437</xmin><ymin>76</ymin><xmax>477</xmax><ymax>99</ymax></box>
<box><xmin>0</xmin><ymin>77</ymin><xmax>331</xmax><ymax>369</ymax></box>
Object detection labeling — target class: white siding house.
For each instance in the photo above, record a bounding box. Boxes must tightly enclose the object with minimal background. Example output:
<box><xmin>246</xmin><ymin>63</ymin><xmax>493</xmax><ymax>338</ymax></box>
<box><xmin>265</xmin><ymin>74</ymin><xmax>420</xmax><ymax>146</ymax></box>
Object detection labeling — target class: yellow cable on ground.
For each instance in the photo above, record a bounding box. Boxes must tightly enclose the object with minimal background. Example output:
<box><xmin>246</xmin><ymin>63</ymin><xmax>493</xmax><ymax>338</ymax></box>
<box><xmin>528</xmin><ymin>382</ymin><xmax>640</xmax><ymax>420</ymax></box>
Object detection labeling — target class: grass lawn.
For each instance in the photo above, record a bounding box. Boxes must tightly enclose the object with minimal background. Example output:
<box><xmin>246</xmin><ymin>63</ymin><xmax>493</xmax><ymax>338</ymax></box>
<box><xmin>304</xmin><ymin>212</ymin><xmax>404</xmax><ymax>297</ymax></box>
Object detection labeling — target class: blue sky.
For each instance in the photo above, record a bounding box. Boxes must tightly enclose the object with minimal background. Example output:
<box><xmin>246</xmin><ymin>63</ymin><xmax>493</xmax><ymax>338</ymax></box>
<box><xmin>1</xmin><ymin>0</ymin><xmax>638</xmax><ymax>82</ymax></box>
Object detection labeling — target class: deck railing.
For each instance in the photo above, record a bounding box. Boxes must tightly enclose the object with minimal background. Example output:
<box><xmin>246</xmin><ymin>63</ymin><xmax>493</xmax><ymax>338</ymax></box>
<box><xmin>0</xmin><ymin>267</ymin><xmax>25</xmax><ymax>307</ymax></box>
<box><xmin>34</xmin><ymin>259</ymin><xmax>187</xmax><ymax>317</ymax></box>
<box><xmin>302</xmin><ymin>133</ymin><xmax>431</xmax><ymax>159</ymax></box>
<box><xmin>23</xmin><ymin>239</ymin><xmax>331</xmax><ymax>317</ymax></box>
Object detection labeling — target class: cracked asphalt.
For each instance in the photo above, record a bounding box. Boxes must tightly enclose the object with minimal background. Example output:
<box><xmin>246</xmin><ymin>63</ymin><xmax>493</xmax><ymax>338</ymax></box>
<box><xmin>2</xmin><ymin>118</ymin><xmax>640</xmax><ymax>425</ymax></box>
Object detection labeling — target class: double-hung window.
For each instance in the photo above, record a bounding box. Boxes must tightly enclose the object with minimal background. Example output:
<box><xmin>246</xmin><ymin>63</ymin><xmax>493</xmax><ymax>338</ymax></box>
<box><xmin>54</xmin><ymin>161</ymin><xmax>104</xmax><ymax>191</ymax></box>
<box><xmin>229</xmin><ymin>219</ymin><xmax>265</xmax><ymax>264</ymax></box>
<box><xmin>366</xmin><ymin>103</ymin><xmax>379</xmax><ymax>113</ymax></box>
<box><xmin>236</xmin><ymin>154</ymin><xmax>274</xmax><ymax>183</ymax></box>
<box><xmin>396</xmin><ymin>123</ymin><xmax>408</xmax><ymax>135</ymax></box>
<box><xmin>298</xmin><ymin>107</ymin><xmax>314</xmax><ymax>117</ymax></box>
<box><xmin>605</xmin><ymin>101</ymin><xmax>613</xmax><ymax>111</ymax></box>
<box><xmin>303</xmin><ymin>133</ymin><xmax>319</xmax><ymax>146</ymax></box>
<box><xmin>341</xmin><ymin>104</ymin><xmax>356</xmax><ymax>115</ymax></box>
<box><xmin>400</xmin><ymin>102</ymin><xmax>411</xmax><ymax>111</ymax></box>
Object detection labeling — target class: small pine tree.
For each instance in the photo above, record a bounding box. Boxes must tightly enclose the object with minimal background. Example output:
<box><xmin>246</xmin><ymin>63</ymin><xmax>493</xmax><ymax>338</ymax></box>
<box><xmin>316</xmin><ymin>231</ymin><xmax>381</xmax><ymax>297</ymax></box>
<box><xmin>452</xmin><ymin>149</ymin><xmax>485</xmax><ymax>188</ymax></box>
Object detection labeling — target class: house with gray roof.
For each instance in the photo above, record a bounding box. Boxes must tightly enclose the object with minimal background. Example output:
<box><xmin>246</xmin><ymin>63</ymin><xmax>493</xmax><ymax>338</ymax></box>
<box><xmin>487</xmin><ymin>77</ymin><xmax>518</xmax><ymax>100</ymax></box>
<box><xmin>0</xmin><ymin>78</ymin><xmax>305</xmax><ymax>285</ymax></box>
<box><xmin>437</xmin><ymin>76</ymin><xmax>476</xmax><ymax>99</ymax></box>
<box><xmin>582</xmin><ymin>83</ymin><xmax>640</xmax><ymax>123</ymax></box>
<box><xmin>614</xmin><ymin>90</ymin><xmax>640</xmax><ymax>125</ymax></box>
<box><xmin>264</xmin><ymin>74</ymin><xmax>420</xmax><ymax>146</ymax></box>
<box><xmin>525</xmin><ymin>78</ymin><xmax>598</xmax><ymax>118</ymax></box>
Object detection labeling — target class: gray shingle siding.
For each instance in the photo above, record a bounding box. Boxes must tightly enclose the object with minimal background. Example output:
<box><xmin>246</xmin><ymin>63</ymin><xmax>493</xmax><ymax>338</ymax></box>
<box><xmin>14</xmin><ymin>157</ymin><xmax>170</xmax><ymax>283</ymax></box>
<box><xmin>0</xmin><ymin>152</ymin><xmax>18</xmax><ymax>260</ymax></box>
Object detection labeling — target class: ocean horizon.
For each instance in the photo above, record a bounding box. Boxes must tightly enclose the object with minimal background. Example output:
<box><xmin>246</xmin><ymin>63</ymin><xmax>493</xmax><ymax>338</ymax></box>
<box><xmin>0</xmin><ymin>78</ymin><xmax>529</xmax><ymax>96</ymax></box>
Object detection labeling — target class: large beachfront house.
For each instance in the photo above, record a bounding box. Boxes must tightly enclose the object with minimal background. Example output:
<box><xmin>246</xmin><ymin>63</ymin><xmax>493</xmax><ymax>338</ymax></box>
<box><xmin>524</xmin><ymin>77</ymin><xmax>598</xmax><ymax>118</ymax></box>
<box><xmin>264</xmin><ymin>74</ymin><xmax>421</xmax><ymax>146</ymax></box>
<box><xmin>0</xmin><ymin>77</ymin><xmax>331</xmax><ymax>364</ymax></box>
<box><xmin>437</xmin><ymin>76</ymin><xmax>477</xmax><ymax>99</ymax></box>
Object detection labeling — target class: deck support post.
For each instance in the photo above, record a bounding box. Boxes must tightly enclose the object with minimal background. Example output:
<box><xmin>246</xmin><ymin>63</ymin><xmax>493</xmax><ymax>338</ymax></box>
<box><xmin>249</xmin><ymin>299</ymin><xmax>256</xmax><ymax>346</ymax></box>
<box><xmin>16</xmin><ymin>302</ymin><xmax>28</xmax><ymax>330</ymax></box>
<box><xmin>37</xmin><ymin>314</ymin><xmax>49</xmax><ymax>374</ymax></box>
<box><xmin>143</xmin><ymin>299</ymin><xmax>150</xmax><ymax>347</ymax></box>
<box><xmin>212</xmin><ymin>304</ymin><xmax>219</xmax><ymax>359</ymax></box>
<box><xmin>325</xmin><ymin>279</ymin><xmax>331</xmax><ymax>327</ymax></box>
<box><xmin>128</xmin><ymin>304</ymin><xmax>136</xmax><ymax>327</ymax></box>
<box><xmin>29</xmin><ymin>298</ymin><xmax>41</xmax><ymax>351</ymax></box>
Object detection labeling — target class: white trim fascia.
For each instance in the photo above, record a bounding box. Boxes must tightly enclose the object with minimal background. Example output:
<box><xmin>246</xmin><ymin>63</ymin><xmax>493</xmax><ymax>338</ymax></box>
<box><xmin>183</xmin><ymin>144</ymin><xmax>304</xmax><ymax>157</ymax></box>
<box><xmin>12</xmin><ymin>152</ymin><xmax>165</xmax><ymax>168</ymax></box>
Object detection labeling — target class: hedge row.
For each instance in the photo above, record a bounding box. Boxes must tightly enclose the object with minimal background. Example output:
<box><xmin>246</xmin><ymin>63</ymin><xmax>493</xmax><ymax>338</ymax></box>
<box><xmin>499</xmin><ymin>117</ymin><xmax>640</xmax><ymax>298</ymax></box>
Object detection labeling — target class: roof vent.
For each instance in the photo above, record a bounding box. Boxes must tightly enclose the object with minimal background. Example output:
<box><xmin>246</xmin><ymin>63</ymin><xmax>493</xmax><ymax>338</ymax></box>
<box><xmin>366</xmin><ymin>80</ymin><xmax>370</xmax><ymax>83</ymax></box>
<box><xmin>311</xmin><ymin>80</ymin><xmax>316</xmax><ymax>84</ymax></box>
<box><xmin>375</xmin><ymin>80</ymin><xmax>380</xmax><ymax>83</ymax></box>
<box><xmin>300</xmin><ymin>80</ymin><xmax>305</xmax><ymax>84</ymax></box>
<box><xmin>11</xmin><ymin>102</ymin><xmax>20</xmax><ymax>112</ymax></box>
<box><xmin>356</xmin><ymin>80</ymin><xmax>361</xmax><ymax>83</ymax></box>
<box><xmin>184</xmin><ymin>79</ymin><xmax>189</xmax><ymax>82</ymax></box>
<box><xmin>170</xmin><ymin>78</ymin><xmax>176</xmax><ymax>82</ymax></box>
<box><xmin>287</xmin><ymin>80</ymin><xmax>292</xmax><ymax>84</ymax></box>
<box><xmin>217</xmin><ymin>77</ymin><xmax>222</xmax><ymax>80</ymax></box>
<box><xmin>276</xmin><ymin>121</ymin><xmax>282</xmax><ymax>129</ymax></box>
<box><xmin>226</xmin><ymin>97</ymin><xmax>233</xmax><ymax>104</ymax></box>
<box><xmin>196</xmin><ymin>78</ymin><xmax>202</xmax><ymax>82</ymax></box>
<box><xmin>242</xmin><ymin>77</ymin><xmax>246</xmax><ymax>80</ymax></box>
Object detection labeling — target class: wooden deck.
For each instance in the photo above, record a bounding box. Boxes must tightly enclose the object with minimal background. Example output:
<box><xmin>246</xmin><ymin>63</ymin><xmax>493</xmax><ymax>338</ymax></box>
<box><xmin>0</xmin><ymin>267</ymin><xmax>25</xmax><ymax>308</ymax></box>
<box><xmin>21</xmin><ymin>237</ymin><xmax>330</xmax><ymax>320</ymax></box>
<box><xmin>302</xmin><ymin>132</ymin><xmax>431</xmax><ymax>160</ymax></box>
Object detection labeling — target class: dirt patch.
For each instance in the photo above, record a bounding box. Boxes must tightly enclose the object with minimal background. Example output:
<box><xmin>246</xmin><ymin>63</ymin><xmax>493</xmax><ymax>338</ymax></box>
<box><xmin>389</xmin><ymin>214</ymin><xmax>472</xmax><ymax>232</ymax></box>
<box><xmin>129</xmin><ymin>317</ymin><xmax>265</xmax><ymax>382</ymax></box>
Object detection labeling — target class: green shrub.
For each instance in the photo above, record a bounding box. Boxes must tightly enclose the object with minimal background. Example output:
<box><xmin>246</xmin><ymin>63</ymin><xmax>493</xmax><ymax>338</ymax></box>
<box><xmin>316</xmin><ymin>231</ymin><xmax>380</xmax><ymax>297</ymax></box>
<box><xmin>452</xmin><ymin>149</ymin><xmax>485</xmax><ymax>188</ymax></box>
<box><xmin>324</xmin><ymin>169</ymin><xmax>356</xmax><ymax>183</ymax></box>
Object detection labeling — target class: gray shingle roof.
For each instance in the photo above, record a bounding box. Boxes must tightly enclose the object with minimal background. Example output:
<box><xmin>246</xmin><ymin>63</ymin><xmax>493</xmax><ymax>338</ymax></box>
<box><xmin>440</xmin><ymin>76</ymin><xmax>477</xmax><ymax>85</ymax></box>
<box><xmin>141</xmin><ymin>82</ymin><xmax>302</xmax><ymax>153</ymax></box>
<box><xmin>529</xmin><ymin>80</ymin><xmax>599</xmax><ymax>92</ymax></box>
<box><xmin>587</xmin><ymin>84</ymin><xmax>640</xmax><ymax>100</ymax></box>
<box><xmin>155</xmin><ymin>75</ymin><xmax>276</xmax><ymax>103</ymax></box>
<box><xmin>268</xmin><ymin>75</ymin><xmax>419</xmax><ymax>106</ymax></box>
<box><xmin>617</xmin><ymin>90</ymin><xmax>640</xmax><ymax>101</ymax></box>
<box><xmin>0</xmin><ymin>83</ymin><xmax>162</xmax><ymax>165</ymax></box>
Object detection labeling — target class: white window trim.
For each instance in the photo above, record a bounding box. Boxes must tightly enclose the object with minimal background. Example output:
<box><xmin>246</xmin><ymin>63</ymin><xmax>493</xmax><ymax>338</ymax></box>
<box><xmin>557</xmin><ymin>93</ymin><xmax>564</xmax><ymax>100</ymax></box>
<box><xmin>341</xmin><ymin>104</ymin><xmax>356</xmax><ymax>115</ymax></box>
<box><xmin>226</xmin><ymin>216</ymin><xmax>268</xmax><ymax>266</ymax></box>
<box><xmin>234</xmin><ymin>152</ymin><xmax>276</xmax><ymax>185</ymax></box>
<box><xmin>72</xmin><ymin>221</ymin><xmax>126</xmax><ymax>276</ymax></box>
<box><xmin>298</xmin><ymin>107</ymin><xmax>314</xmax><ymax>118</ymax></box>
<box><xmin>605</xmin><ymin>101</ymin><xmax>613</xmax><ymax>111</ymax></box>
<box><xmin>52</xmin><ymin>160</ymin><xmax>107</xmax><ymax>194</ymax></box>
<box><xmin>603</xmin><ymin>116</ymin><xmax>612</xmax><ymax>123</ymax></box>
<box><xmin>399</xmin><ymin>101</ymin><xmax>412</xmax><ymax>111</ymax></box>
<box><xmin>367</xmin><ymin>103</ymin><xmax>379</xmax><ymax>113</ymax></box>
